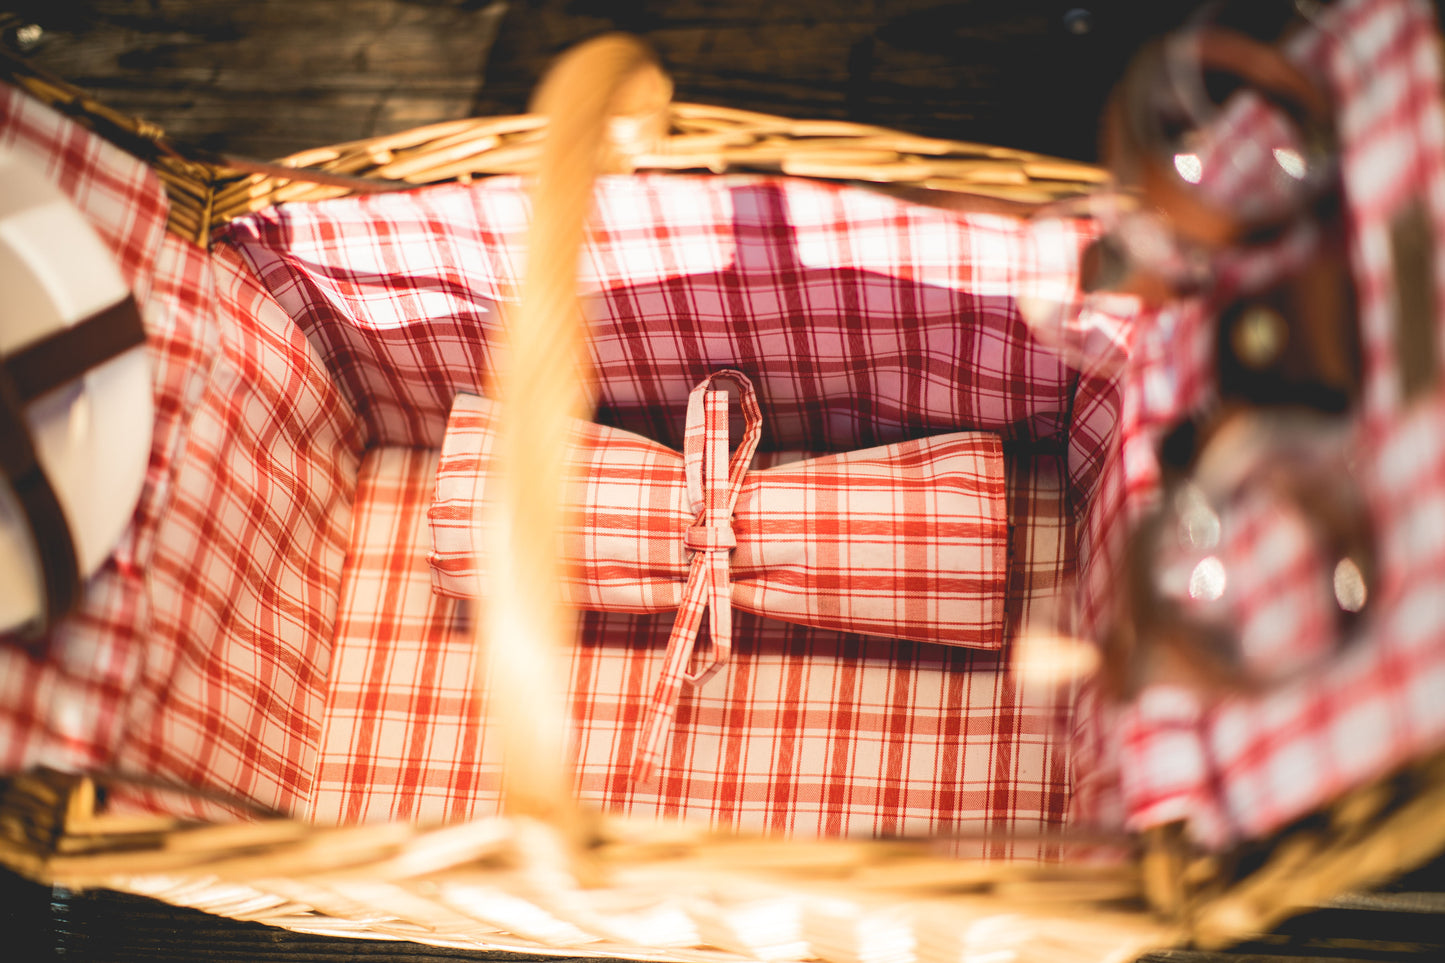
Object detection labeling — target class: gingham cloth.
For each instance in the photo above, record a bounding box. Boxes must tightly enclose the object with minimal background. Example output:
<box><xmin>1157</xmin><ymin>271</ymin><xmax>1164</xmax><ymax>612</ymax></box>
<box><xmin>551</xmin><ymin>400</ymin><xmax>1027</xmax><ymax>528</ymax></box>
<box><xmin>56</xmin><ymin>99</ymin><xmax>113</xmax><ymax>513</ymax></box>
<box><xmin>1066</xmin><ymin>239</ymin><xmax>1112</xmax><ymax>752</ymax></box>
<box><xmin>5</xmin><ymin>0</ymin><xmax>1443</xmax><ymax>851</ymax></box>
<box><xmin>0</xmin><ymin>83</ymin><xmax>361</xmax><ymax>818</ymax></box>
<box><xmin>227</xmin><ymin>173</ymin><xmax>1095</xmax><ymax>838</ymax></box>
<box><xmin>316</xmin><ymin>446</ymin><xmax>1075</xmax><ymax>842</ymax></box>
<box><xmin>0</xmin><ymin>82</ymin><xmax>1095</xmax><ymax>839</ymax></box>
<box><xmin>0</xmin><ymin>83</ymin><xmax>170</xmax><ymax>776</ymax></box>
<box><xmin>429</xmin><ymin>370</ymin><xmax>1008</xmax><ymax>777</ymax></box>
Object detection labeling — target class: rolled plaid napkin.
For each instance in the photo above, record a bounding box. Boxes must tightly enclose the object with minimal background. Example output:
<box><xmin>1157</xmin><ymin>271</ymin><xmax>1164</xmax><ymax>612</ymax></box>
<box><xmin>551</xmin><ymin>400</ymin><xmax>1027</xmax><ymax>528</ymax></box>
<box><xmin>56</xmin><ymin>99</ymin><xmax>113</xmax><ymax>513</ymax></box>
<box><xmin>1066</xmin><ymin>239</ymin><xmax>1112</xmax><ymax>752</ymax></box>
<box><xmin>429</xmin><ymin>370</ymin><xmax>1007</xmax><ymax>777</ymax></box>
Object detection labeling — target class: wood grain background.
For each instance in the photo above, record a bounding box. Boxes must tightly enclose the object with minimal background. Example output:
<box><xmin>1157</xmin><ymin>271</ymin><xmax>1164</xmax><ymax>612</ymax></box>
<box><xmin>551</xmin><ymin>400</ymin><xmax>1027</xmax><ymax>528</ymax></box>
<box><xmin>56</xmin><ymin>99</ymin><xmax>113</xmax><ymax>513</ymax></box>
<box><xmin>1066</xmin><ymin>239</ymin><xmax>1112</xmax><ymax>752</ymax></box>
<box><xmin>3</xmin><ymin>0</ymin><xmax>1210</xmax><ymax>161</ymax></box>
<box><xmin>1</xmin><ymin>0</ymin><xmax>509</xmax><ymax>158</ymax></box>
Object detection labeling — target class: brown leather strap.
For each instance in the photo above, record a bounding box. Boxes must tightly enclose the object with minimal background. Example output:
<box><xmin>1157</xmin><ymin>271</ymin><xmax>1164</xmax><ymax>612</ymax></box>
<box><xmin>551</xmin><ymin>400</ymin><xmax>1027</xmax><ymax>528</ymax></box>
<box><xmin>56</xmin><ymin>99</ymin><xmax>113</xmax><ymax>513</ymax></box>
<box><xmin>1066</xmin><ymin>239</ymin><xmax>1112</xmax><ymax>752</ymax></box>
<box><xmin>4</xmin><ymin>296</ymin><xmax>147</xmax><ymax>404</ymax></box>
<box><xmin>1</xmin><ymin>296</ymin><xmax>148</xmax><ymax>634</ymax></box>
<box><xmin>0</xmin><ymin>363</ymin><xmax>80</xmax><ymax>629</ymax></box>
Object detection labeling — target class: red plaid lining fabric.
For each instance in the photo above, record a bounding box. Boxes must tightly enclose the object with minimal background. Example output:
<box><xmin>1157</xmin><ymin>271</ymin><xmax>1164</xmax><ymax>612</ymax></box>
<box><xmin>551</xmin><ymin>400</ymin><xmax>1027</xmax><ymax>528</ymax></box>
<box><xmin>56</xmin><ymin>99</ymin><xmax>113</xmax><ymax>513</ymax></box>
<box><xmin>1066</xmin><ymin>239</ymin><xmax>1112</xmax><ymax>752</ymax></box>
<box><xmin>0</xmin><ymin>85</ymin><xmax>366</xmax><ymax>817</ymax></box>
<box><xmin>223</xmin><ymin>177</ymin><xmax>1086</xmax><ymax>459</ymax></box>
<box><xmin>314</xmin><ymin>443</ymin><xmax>1073</xmax><ymax>845</ymax></box>
<box><xmin>429</xmin><ymin>371</ymin><xmax>1008</xmax><ymax>777</ymax></box>
<box><xmin>0</xmin><ymin>87</ymin><xmax>167</xmax><ymax>302</ymax></box>
<box><xmin>105</xmin><ymin>243</ymin><xmax>362</xmax><ymax>817</ymax></box>
<box><xmin>1</xmin><ymin>85</ymin><xmax>1093</xmax><ymax>838</ymax></box>
<box><xmin>222</xmin><ymin>175</ymin><xmax>1096</xmax><ymax>835</ymax></box>
<box><xmin>0</xmin><ymin>84</ymin><xmax>169</xmax><ymax>773</ymax></box>
<box><xmin>15</xmin><ymin>0</ymin><xmax>1445</xmax><ymax>846</ymax></box>
<box><xmin>412</xmin><ymin>0</ymin><xmax>1445</xmax><ymax>850</ymax></box>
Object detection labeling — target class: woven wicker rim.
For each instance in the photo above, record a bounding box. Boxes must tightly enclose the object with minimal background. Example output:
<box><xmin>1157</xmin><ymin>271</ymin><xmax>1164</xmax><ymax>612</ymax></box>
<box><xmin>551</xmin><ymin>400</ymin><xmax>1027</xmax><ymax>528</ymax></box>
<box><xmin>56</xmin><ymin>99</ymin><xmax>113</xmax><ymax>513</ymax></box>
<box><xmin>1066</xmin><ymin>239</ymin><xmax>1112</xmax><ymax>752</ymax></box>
<box><xmin>0</xmin><ymin>43</ymin><xmax>1108</xmax><ymax>246</ymax></box>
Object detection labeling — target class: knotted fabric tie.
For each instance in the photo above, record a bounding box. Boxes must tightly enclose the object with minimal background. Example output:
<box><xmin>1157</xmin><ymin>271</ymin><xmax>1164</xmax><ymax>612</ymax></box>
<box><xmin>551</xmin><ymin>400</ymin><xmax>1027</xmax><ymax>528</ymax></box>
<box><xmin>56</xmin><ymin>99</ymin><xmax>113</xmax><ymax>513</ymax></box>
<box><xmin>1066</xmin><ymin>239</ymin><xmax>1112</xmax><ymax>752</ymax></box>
<box><xmin>429</xmin><ymin>371</ymin><xmax>1008</xmax><ymax>781</ymax></box>
<box><xmin>634</xmin><ymin>370</ymin><xmax>761</xmax><ymax>778</ymax></box>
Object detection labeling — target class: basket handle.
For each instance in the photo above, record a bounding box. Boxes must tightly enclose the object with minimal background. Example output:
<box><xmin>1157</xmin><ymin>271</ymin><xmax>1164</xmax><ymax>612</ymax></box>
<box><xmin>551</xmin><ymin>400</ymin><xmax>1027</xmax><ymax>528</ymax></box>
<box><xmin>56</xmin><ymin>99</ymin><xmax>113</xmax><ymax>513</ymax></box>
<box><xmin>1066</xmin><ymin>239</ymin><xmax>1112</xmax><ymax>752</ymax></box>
<box><xmin>477</xmin><ymin>36</ymin><xmax>671</xmax><ymax>842</ymax></box>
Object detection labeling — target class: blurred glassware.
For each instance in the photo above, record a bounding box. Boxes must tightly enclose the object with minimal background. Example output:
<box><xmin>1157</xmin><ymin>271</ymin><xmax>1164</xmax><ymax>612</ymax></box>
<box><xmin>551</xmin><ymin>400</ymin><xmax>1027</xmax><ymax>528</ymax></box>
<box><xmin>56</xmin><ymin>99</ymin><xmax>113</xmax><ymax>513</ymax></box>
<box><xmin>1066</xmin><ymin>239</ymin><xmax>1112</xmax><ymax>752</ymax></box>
<box><xmin>1106</xmin><ymin>22</ymin><xmax>1337</xmax><ymax>252</ymax></box>
<box><xmin>1030</xmin><ymin>3</ymin><xmax>1345</xmax><ymax>304</ymax></box>
<box><xmin>1023</xmin><ymin>2</ymin><xmax>1378</xmax><ymax>703</ymax></box>
<box><xmin>1111</xmin><ymin>408</ymin><xmax>1374</xmax><ymax>695</ymax></box>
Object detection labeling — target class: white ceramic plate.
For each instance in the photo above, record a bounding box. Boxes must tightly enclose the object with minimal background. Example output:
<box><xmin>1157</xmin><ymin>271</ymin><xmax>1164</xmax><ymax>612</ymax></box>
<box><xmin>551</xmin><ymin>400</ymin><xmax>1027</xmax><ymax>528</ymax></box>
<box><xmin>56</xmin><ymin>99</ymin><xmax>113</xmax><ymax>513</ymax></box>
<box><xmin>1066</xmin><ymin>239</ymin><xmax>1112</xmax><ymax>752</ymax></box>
<box><xmin>0</xmin><ymin>151</ymin><xmax>152</xmax><ymax>633</ymax></box>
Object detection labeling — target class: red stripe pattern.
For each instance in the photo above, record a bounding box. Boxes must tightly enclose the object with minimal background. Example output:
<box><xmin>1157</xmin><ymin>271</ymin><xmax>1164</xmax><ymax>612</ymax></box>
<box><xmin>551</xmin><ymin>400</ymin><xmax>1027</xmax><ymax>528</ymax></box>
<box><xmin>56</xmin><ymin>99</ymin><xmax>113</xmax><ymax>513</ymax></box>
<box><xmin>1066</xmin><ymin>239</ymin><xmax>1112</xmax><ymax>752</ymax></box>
<box><xmin>314</xmin><ymin>445</ymin><xmax>1071</xmax><ymax>841</ymax></box>
<box><xmin>0</xmin><ymin>83</ymin><xmax>1087</xmax><ymax>836</ymax></box>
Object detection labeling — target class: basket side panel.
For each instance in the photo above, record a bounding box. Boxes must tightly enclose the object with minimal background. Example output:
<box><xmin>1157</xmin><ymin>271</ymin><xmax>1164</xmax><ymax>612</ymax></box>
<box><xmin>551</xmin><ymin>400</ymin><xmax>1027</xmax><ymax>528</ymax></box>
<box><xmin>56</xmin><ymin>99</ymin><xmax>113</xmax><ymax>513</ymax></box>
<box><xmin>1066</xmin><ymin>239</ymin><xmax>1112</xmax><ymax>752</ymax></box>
<box><xmin>221</xmin><ymin>176</ymin><xmax>1085</xmax><ymax>456</ymax></box>
<box><xmin>0</xmin><ymin>83</ymin><xmax>170</xmax><ymax>773</ymax></box>
<box><xmin>104</xmin><ymin>246</ymin><xmax>366</xmax><ymax>817</ymax></box>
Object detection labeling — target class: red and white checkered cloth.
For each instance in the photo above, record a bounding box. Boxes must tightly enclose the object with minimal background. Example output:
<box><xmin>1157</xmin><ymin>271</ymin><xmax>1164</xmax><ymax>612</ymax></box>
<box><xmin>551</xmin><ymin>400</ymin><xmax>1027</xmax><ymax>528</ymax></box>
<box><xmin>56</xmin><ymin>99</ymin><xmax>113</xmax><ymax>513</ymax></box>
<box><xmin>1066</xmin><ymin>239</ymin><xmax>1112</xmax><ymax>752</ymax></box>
<box><xmin>429</xmin><ymin>381</ymin><xmax>1007</xmax><ymax>646</ymax></box>
<box><xmin>210</xmin><ymin>157</ymin><xmax>1106</xmax><ymax>837</ymax></box>
<box><xmin>0</xmin><ymin>84</ymin><xmax>361</xmax><ymax>819</ymax></box>
<box><xmin>7</xmin><ymin>0</ymin><xmax>1444</xmax><ymax>853</ymax></box>
<box><xmin>0</xmin><ymin>82</ymin><xmax>169</xmax><ymax>775</ymax></box>
<box><xmin>430</xmin><ymin>370</ymin><xmax>1008</xmax><ymax>776</ymax></box>
<box><xmin>315</xmin><ymin>444</ymin><xmax>1076</xmax><ymax>843</ymax></box>
<box><xmin>239</xmin><ymin>174</ymin><xmax>1095</xmax><ymax>839</ymax></box>
<box><xmin>0</xmin><ymin>84</ymin><xmax>1095</xmax><ymax>840</ymax></box>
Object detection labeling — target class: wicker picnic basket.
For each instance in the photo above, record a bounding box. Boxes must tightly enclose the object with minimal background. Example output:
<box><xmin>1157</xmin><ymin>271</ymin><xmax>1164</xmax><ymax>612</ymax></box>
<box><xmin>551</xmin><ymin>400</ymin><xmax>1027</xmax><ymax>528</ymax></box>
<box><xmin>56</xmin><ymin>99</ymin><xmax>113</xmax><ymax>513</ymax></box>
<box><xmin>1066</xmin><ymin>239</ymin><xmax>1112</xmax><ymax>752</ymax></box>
<box><xmin>3</xmin><ymin>7</ymin><xmax>1445</xmax><ymax>962</ymax></box>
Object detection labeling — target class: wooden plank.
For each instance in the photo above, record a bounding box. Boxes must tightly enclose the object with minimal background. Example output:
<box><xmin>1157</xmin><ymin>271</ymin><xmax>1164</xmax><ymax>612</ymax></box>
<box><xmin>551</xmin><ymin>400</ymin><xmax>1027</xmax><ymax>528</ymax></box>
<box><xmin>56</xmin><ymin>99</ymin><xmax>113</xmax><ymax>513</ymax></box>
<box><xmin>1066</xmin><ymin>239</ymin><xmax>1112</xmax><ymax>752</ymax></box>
<box><xmin>7</xmin><ymin>0</ymin><xmax>1208</xmax><ymax>161</ymax></box>
<box><xmin>467</xmin><ymin>0</ymin><xmax>1205</xmax><ymax>161</ymax></box>
<box><xmin>10</xmin><ymin>0</ymin><xmax>506</xmax><ymax>157</ymax></box>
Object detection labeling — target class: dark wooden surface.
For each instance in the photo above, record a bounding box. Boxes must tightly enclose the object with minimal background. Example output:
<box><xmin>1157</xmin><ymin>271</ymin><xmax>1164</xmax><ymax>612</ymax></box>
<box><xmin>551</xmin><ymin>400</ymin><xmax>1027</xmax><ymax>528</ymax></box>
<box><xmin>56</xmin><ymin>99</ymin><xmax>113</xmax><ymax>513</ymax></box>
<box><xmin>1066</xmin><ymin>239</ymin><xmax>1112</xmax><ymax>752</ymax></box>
<box><xmin>0</xmin><ymin>0</ymin><xmax>509</xmax><ymax>158</ymax></box>
<box><xmin>466</xmin><ymin>0</ymin><xmax>1204</xmax><ymax>161</ymax></box>
<box><xmin>5</xmin><ymin>859</ymin><xmax>1445</xmax><ymax>963</ymax></box>
<box><xmin>1</xmin><ymin>0</ymin><xmax>1213</xmax><ymax>162</ymax></box>
<box><xmin>8</xmin><ymin>3</ymin><xmax>1445</xmax><ymax>162</ymax></box>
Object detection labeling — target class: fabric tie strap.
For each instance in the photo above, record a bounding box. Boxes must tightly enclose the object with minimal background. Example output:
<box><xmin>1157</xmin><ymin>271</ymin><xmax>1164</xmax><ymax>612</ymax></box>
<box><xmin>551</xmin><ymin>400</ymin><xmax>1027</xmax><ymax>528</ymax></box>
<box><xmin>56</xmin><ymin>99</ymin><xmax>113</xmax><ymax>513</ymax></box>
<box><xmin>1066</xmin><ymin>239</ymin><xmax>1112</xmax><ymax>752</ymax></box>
<box><xmin>635</xmin><ymin>371</ymin><xmax>761</xmax><ymax>777</ymax></box>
